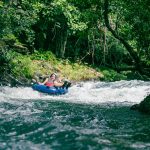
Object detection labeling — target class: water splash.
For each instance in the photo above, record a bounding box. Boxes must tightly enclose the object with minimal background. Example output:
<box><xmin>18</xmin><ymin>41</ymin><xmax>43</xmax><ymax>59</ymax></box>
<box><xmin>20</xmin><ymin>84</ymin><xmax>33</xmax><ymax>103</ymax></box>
<box><xmin>0</xmin><ymin>80</ymin><xmax>150</xmax><ymax>150</ymax></box>
<box><xmin>0</xmin><ymin>80</ymin><xmax>150</xmax><ymax>104</ymax></box>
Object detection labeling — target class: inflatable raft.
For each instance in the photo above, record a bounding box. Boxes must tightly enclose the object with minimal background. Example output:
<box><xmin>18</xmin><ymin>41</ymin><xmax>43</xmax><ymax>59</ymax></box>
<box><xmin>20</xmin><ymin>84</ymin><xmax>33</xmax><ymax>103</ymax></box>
<box><xmin>32</xmin><ymin>84</ymin><xmax>68</xmax><ymax>95</ymax></box>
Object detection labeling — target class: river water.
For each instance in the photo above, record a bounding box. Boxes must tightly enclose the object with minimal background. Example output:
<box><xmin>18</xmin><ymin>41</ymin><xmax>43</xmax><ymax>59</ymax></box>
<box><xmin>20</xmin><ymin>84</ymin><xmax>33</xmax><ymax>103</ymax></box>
<box><xmin>0</xmin><ymin>80</ymin><xmax>150</xmax><ymax>150</ymax></box>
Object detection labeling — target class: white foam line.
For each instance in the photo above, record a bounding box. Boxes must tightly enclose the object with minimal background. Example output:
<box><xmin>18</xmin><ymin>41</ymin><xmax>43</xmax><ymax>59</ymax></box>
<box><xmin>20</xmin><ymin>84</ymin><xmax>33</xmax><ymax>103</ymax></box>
<box><xmin>0</xmin><ymin>80</ymin><xmax>149</xmax><ymax>104</ymax></box>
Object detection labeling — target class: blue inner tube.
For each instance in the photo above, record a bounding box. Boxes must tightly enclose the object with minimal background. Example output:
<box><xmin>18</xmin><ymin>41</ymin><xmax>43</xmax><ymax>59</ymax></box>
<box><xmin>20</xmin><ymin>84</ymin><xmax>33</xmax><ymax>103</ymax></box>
<box><xmin>32</xmin><ymin>84</ymin><xmax>68</xmax><ymax>95</ymax></box>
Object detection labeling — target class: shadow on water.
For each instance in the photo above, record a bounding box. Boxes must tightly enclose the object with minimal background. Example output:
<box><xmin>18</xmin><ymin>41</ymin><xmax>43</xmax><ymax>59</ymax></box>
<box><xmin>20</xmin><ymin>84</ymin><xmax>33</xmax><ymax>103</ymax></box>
<box><xmin>1</xmin><ymin>100</ymin><xmax>150</xmax><ymax>150</ymax></box>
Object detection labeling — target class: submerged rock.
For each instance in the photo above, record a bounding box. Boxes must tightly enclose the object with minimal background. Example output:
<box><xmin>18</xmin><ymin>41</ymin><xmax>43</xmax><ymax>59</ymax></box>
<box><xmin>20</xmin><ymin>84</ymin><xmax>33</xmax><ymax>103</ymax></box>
<box><xmin>136</xmin><ymin>95</ymin><xmax>150</xmax><ymax>114</ymax></box>
<box><xmin>130</xmin><ymin>104</ymin><xmax>139</xmax><ymax>110</ymax></box>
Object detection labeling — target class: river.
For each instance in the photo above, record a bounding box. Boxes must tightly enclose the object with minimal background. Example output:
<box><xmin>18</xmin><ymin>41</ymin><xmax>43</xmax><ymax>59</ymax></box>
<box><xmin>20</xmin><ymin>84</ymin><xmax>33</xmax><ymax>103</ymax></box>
<box><xmin>0</xmin><ymin>80</ymin><xmax>150</xmax><ymax>150</ymax></box>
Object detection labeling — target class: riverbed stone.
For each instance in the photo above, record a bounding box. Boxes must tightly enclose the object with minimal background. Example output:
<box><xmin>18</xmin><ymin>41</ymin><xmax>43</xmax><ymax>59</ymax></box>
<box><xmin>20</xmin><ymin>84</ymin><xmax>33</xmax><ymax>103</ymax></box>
<box><xmin>138</xmin><ymin>95</ymin><xmax>150</xmax><ymax>114</ymax></box>
<box><xmin>130</xmin><ymin>104</ymin><xmax>139</xmax><ymax>110</ymax></box>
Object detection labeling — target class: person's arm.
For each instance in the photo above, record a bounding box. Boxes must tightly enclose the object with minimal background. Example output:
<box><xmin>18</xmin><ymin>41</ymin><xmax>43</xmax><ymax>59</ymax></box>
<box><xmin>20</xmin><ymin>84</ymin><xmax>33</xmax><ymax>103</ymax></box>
<box><xmin>53</xmin><ymin>80</ymin><xmax>64</xmax><ymax>87</ymax></box>
<box><xmin>38</xmin><ymin>78</ymin><xmax>48</xmax><ymax>85</ymax></box>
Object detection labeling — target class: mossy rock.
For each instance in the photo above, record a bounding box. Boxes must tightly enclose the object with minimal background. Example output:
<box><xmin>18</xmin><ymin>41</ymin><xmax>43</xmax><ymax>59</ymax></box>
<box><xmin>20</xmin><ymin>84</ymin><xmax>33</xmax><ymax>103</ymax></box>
<box><xmin>138</xmin><ymin>95</ymin><xmax>150</xmax><ymax>114</ymax></box>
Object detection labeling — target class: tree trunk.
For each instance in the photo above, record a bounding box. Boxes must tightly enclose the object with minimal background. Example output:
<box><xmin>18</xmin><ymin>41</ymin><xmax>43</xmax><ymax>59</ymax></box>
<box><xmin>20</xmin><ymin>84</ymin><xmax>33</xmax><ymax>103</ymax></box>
<box><xmin>91</xmin><ymin>30</ymin><xmax>95</xmax><ymax>65</ymax></box>
<box><xmin>103</xmin><ymin>27</ymin><xmax>107</xmax><ymax>65</ymax></box>
<box><xmin>60</xmin><ymin>30</ymin><xmax>68</xmax><ymax>58</ymax></box>
<box><xmin>103</xmin><ymin>0</ymin><xmax>141</xmax><ymax>69</ymax></box>
<box><xmin>55</xmin><ymin>29</ymin><xmax>68</xmax><ymax>58</ymax></box>
<box><xmin>104</xmin><ymin>0</ymin><xmax>140</xmax><ymax>67</ymax></box>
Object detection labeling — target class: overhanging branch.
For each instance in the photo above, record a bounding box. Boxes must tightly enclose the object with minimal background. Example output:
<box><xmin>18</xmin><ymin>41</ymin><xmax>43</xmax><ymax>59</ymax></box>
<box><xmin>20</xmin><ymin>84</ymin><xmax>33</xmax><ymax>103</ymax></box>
<box><xmin>103</xmin><ymin>0</ymin><xmax>141</xmax><ymax>67</ymax></box>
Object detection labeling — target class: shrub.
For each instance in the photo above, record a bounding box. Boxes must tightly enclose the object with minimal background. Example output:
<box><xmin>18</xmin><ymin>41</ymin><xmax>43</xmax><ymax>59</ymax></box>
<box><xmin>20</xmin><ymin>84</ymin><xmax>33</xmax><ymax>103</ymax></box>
<box><xmin>9</xmin><ymin>52</ymin><xmax>38</xmax><ymax>78</ymax></box>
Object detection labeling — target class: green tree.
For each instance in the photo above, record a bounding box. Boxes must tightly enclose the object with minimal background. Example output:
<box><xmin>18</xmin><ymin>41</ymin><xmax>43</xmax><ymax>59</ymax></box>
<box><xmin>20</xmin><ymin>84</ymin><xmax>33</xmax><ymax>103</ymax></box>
<box><xmin>103</xmin><ymin>0</ymin><xmax>150</xmax><ymax>76</ymax></box>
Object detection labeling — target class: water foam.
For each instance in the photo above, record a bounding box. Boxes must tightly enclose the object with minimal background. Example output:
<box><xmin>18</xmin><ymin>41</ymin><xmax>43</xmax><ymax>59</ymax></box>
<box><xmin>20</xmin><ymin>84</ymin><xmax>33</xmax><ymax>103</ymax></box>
<box><xmin>0</xmin><ymin>80</ymin><xmax>150</xmax><ymax>104</ymax></box>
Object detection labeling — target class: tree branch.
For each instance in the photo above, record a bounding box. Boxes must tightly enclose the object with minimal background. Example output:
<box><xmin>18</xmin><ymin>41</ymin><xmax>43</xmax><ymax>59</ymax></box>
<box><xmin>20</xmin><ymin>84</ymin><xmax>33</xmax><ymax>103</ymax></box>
<box><xmin>103</xmin><ymin>0</ymin><xmax>141</xmax><ymax>68</ymax></box>
<box><xmin>103</xmin><ymin>0</ymin><xmax>150</xmax><ymax>77</ymax></box>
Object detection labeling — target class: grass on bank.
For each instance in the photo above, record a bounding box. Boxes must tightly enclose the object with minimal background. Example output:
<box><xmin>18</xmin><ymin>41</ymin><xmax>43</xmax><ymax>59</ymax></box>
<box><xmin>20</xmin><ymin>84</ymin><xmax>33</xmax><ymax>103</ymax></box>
<box><xmin>8</xmin><ymin>51</ymin><xmax>104</xmax><ymax>82</ymax></box>
<box><xmin>8</xmin><ymin>50</ymin><xmax>143</xmax><ymax>83</ymax></box>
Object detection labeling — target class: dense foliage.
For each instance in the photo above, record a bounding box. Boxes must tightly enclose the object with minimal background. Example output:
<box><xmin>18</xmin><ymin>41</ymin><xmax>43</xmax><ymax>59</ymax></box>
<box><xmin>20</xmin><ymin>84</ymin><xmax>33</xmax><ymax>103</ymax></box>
<box><xmin>0</xmin><ymin>0</ymin><xmax>150</xmax><ymax>83</ymax></box>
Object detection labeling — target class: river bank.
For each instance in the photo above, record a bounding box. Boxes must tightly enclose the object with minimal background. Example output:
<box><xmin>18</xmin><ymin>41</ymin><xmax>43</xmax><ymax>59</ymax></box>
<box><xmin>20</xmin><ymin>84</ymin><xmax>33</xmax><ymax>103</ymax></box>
<box><xmin>1</xmin><ymin>48</ymin><xmax>148</xmax><ymax>87</ymax></box>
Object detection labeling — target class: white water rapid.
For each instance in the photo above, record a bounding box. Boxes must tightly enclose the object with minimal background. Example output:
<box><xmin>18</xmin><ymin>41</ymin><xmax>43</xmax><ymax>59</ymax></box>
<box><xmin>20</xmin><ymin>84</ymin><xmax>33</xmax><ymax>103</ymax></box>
<box><xmin>0</xmin><ymin>80</ymin><xmax>150</xmax><ymax>105</ymax></box>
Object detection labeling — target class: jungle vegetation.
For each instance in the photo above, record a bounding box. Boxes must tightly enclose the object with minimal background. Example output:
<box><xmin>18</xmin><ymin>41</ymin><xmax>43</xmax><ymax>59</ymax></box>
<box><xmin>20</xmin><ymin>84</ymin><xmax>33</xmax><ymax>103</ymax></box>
<box><xmin>0</xmin><ymin>0</ymin><xmax>150</xmax><ymax>84</ymax></box>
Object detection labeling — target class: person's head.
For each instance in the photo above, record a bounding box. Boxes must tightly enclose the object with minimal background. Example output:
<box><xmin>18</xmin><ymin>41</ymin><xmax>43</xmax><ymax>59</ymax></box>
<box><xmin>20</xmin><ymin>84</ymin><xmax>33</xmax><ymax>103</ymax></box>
<box><xmin>50</xmin><ymin>73</ymin><xmax>57</xmax><ymax>80</ymax></box>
